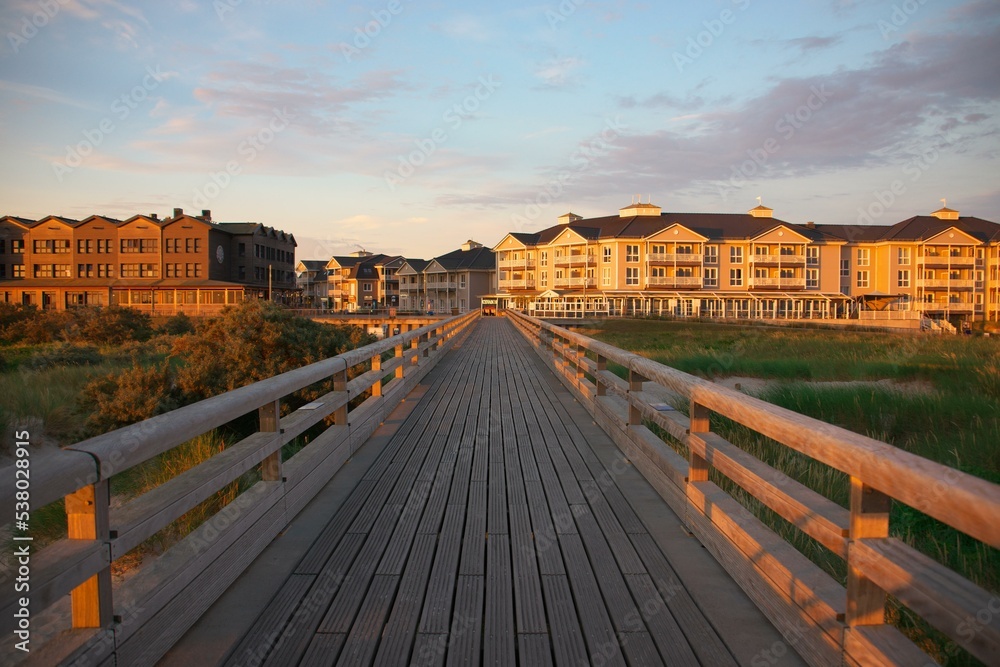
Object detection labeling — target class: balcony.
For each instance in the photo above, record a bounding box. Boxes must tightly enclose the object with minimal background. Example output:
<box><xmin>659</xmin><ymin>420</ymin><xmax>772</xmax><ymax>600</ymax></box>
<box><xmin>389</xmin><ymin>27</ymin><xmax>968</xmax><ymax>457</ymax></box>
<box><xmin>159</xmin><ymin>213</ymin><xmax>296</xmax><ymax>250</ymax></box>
<box><xmin>919</xmin><ymin>252</ymin><xmax>976</xmax><ymax>267</ymax></box>
<box><xmin>553</xmin><ymin>255</ymin><xmax>596</xmax><ymax>267</ymax></box>
<box><xmin>751</xmin><ymin>277</ymin><xmax>807</xmax><ymax>289</ymax></box>
<box><xmin>553</xmin><ymin>277</ymin><xmax>597</xmax><ymax>289</ymax></box>
<box><xmin>647</xmin><ymin>253</ymin><xmax>703</xmax><ymax>264</ymax></box>
<box><xmin>918</xmin><ymin>279</ymin><xmax>976</xmax><ymax>289</ymax></box>
<box><xmin>924</xmin><ymin>300</ymin><xmax>976</xmax><ymax>310</ymax></box>
<box><xmin>750</xmin><ymin>253</ymin><xmax>806</xmax><ymax>265</ymax></box>
<box><xmin>498</xmin><ymin>258</ymin><xmax>536</xmax><ymax>269</ymax></box>
<box><xmin>646</xmin><ymin>276</ymin><xmax>703</xmax><ymax>288</ymax></box>
<box><xmin>500</xmin><ymin>279</ymin><xmax>536</xmax><ymax>290</ymax></box>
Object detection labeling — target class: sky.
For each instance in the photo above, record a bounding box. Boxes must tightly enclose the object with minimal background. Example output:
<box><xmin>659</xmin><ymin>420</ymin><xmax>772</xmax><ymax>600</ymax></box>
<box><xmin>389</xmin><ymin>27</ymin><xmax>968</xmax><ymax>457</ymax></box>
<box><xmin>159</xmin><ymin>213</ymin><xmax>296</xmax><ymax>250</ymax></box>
<box><xmin>0</xmin><ymin>0</ymin><xmax>998</xmax><ymax>260</ymax></box>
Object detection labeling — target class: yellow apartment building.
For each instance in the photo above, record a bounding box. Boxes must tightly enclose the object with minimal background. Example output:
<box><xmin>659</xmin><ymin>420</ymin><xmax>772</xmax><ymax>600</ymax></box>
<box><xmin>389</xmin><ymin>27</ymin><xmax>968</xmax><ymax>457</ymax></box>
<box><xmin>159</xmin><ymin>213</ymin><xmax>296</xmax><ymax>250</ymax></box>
<box><xmin>495</xmin><ymin>200</ymin><xmax>848</xmax><ymax>320</ymax></box>
<box><xmin>494</xmin><ymin>200</ymin><xmax>1000</xmax><ymax>324</ymax></box>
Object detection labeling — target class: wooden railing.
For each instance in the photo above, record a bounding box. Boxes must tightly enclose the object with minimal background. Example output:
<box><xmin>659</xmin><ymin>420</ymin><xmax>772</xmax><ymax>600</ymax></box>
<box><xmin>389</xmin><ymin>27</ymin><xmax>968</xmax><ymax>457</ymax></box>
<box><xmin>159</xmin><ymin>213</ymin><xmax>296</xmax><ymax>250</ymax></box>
<box><xmin>0</xmin><ymin>311</ymin><xmax>478</xmax><ymax>666</ymax></box>
<box><xmin>506</xmin><ymin>309</ymin><xmax>1000</xmax><ymax>667</ymax></box>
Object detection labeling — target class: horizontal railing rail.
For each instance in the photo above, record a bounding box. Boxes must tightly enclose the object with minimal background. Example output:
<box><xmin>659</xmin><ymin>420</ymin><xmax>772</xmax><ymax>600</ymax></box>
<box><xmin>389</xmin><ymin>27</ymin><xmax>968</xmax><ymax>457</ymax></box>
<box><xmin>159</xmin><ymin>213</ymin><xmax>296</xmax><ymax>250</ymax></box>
<box><xmin>0</xmin><ymin>310</ymin><xmax>479</xmax><ymax>666</ymax></box>
<box><xmin>507</xmin><ymin>309</ymin><xmax>999</xmax><ymax>667</ymax></box>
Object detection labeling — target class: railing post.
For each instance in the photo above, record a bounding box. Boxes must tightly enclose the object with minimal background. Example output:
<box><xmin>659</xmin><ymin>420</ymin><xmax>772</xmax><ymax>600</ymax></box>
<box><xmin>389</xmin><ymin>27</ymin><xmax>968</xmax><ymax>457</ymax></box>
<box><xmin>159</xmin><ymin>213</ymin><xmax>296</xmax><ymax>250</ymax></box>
<box><xmin>259</xmin><ymin>399</ymin><xmax>282</xmax><ymax>481</ymax></box>
<box><xmin>595</xmin><ymin>354</ymin><xmax>607</xmax><ymax>396</ymax></box>
<box><xmin>410</xmin><ymin>335</ymin><xmax>420</xmax><ymax>367</ymax></box>
<box><xmin>628</xmin><ymin>367</ymin><xmax>648</xmax><ymax>426</ymax></box>
<box><xmin>395</xmin><ymin>342</ymin><xmax>404</xmax><ymax>379</ymax></box>
<box><xmin>334</xmin><ymin>363</ymin><xmax>348</xmax><ymax>426</ymax></box>
<box><xmin>67</xmin><ymin>480</ymin><xmax>112</xmax><ymax>628</ymax></box>
<box><xmin>371</xmin><ymin>352</ymin><xmax>382</xmax><ymax>398</ymax></box>
<box><xmin>575</xmin><ymin>344</ymin><xmax>586</xmax><ymax>385</ymax></box>
<box><xmin>846</xmin><ymin>477</ymin><xmax>890</xmax><ymax>626</ymax></box>
<box><xmin>688</xmin><ymin>401</ymin><xmax>710</xmax><ymax>483</ymax></box>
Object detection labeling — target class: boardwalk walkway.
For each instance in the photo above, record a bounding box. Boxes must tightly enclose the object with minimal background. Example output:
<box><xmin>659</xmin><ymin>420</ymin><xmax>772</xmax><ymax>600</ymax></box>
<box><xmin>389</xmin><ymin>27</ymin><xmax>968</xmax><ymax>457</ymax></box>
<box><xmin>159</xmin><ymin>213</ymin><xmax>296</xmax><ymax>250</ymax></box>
<box><xmin>173</xmin><ymin>318</ymin><xmax>766</xmax><ymax>666</ymax></box>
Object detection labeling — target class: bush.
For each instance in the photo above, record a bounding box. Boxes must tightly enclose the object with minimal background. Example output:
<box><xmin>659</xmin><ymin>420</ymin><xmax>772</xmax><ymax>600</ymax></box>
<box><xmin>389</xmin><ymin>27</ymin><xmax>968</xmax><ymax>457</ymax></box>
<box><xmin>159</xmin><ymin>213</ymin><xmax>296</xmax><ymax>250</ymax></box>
<box><xmin>80</xmin><ymin>307</ymin><xmax>153</xmax><ymax>345</ymax></box>
<box><xmin>158</xmin><ymin>312</ymin><xmax>195</xmax><ymax>336</ymax></box>
<box><xmin>80</xmin><ymin>361</ymin><xmax>180</xmax><ymax>434</ymax></box>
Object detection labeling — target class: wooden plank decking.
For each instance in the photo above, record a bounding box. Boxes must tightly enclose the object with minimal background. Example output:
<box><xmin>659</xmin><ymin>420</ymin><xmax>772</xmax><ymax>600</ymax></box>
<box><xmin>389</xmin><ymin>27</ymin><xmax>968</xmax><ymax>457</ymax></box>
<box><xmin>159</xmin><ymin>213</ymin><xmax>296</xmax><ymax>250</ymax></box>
<box><xmin>221</xmin><ymin>318</ymin><xmax>738</xmax><ymax>666</ymax></box>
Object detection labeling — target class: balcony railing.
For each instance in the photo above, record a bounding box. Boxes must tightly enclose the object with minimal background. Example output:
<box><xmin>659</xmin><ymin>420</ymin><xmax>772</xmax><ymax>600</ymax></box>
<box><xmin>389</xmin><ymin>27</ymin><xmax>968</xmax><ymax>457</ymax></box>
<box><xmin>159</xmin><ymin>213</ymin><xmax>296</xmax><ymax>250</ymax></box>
<box><xmin>500</xmin><ymin>279</ymin><xmax>536</xmax><ymax>289</ymax></box>
<box><xmin>750</xmin><ymin>254</ymin><xmax>806</xmax><ymax>264</ymax></box>
<box><xmin>919</xmin><ymin>253</ymin><xmax>976</xmax><ymax>265</ymax></box>
<box><xmin>553</xmin><ymin>255</ymin><xmax>596</xmax><ymax>267</ymax></box>
<box><xmin>918</xmin><ymin>279</ymin><xmax>976</xmax><ymax>289</ymax></box>
<box><xmin>924</xmin><ymin>300</ymin><xmax>976</xmax><ymax>310</ymax></box>
<box><xmin>498</xmin><ymin>259</ymin><xmax>536</xmax><ymax>269</ymax></box>
<box><xmin>553</xmin><ymin>277</ymin><xmax>597</xmax><ymax>288</ymax></box>
<box><xmin>647</xmin><ymin>253</ymin><xmax>703</xmax><ymax>264</ymax></box>
<box><xmin>646</xmin><ymin>276</ymin><xmax>703</xmax><ymax>288</ymax></box>
<box><xmin>751</xmin><ymin>277</ymin><xmax>807</xmax><ymax>288</ymax></box>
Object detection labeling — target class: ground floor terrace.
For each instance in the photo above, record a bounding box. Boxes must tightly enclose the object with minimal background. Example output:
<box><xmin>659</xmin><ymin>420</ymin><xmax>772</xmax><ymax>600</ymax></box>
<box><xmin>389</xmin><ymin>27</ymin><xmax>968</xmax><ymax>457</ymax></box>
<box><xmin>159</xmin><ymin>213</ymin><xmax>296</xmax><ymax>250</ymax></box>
<box><xmin>497</xmin><ymin>291</ymin><xmax>851</xmax><ymax>320</ymax></box>
<box><xmin>0</xmin><ymin>279</ymin><xmax>299</xmax><ymax>315</ymax></box>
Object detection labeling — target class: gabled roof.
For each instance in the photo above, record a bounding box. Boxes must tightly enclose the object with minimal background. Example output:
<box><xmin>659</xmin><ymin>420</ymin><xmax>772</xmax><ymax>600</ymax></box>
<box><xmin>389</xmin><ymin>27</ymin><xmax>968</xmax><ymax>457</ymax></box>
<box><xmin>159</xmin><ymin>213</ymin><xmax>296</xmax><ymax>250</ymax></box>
<box><xmin>297</xmin><ymin>260</ymin><xmax>328</xmax><ymax>271</ymax></box>
<box><xmin>524</xmin><ymin>212</ymin><xmax>832</xmax><ymax>244</ymax></box>
<box><xmin>34</xmin><ymin>215</ymin><xmax>80</xmax><ymax>228</ymax></box>
<box><xmin>398</xmin><ymin>258</ymin><xmax>430</xmax><ymax>274</ymax></box>
<box><xmin>432</xmin><ymin>246</ymin><xmax>495</xmax><ymax>271</ymax></box>
<box><xmin>0</xmin><ymin>216</ymin><xmax>37</xmax><ymax>228</ymax></box>
<box><xmin>813</xmin><ymin>216</ymin><xmax>1000</xmax><ymax>243</ymax></box>
<box><xmin>215</xmin><ymin>222</ymin><xmax>263</xmax><ymax>235</ymax></box>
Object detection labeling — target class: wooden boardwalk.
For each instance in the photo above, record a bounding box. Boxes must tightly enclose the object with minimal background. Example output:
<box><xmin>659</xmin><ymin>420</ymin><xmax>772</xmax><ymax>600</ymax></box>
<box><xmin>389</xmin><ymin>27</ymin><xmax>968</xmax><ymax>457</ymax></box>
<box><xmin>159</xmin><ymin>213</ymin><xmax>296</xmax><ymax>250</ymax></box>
<box><xmin>221</xmin><ymin>318</ymin><xmax>738</xmax><ymax>666</ymax></box>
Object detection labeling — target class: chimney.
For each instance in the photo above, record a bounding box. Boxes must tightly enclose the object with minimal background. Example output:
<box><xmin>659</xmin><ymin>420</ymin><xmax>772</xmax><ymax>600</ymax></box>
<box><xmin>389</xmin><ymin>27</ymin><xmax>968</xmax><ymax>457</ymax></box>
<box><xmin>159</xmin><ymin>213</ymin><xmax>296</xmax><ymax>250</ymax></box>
<box><xmin>805</xmin><ymin>221</ymin><xmax>815</xmax><ymax>229</ymax></box>
<box><xmin>558</xmin><ymin>212</ymin><xmax>583</xmax><ymax>225</ymax></box>
<box><xmin>618</xmin><ymin>196</ymin><xmax>661</xmax><ymax>218</ymax></box>
<box><xmin>150</xmin><ymin>213</ymin><xmax>159</xmax><ymax>220</ymax></box>
<box><xmin>173</xmin><ymin>208</ymin><xmax>183</xmax><ymax>218</ymax></box>
<box><xmin>931</xmin><ymin>199</ymin><xmax>959</xmax><ymax>220</ymax></box>
<box><xmin>201</xmin><ymin>209</ymin><xmax>212</xmax><ymax>222</ymax></box>
<box><xmin>461</xmin><ymin>239</ymin><xmax>483</xmax><ymax>251</ymax></box>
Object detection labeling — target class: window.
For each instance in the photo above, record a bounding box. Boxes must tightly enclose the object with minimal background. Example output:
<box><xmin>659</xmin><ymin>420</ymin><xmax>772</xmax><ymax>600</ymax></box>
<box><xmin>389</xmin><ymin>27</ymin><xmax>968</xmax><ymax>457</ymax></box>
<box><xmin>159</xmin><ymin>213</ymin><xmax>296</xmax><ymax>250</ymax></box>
<box><xmin>704</xmin><ymin>268</ymin><xmax>718</xmax><ymax>287</ymax></box>
<box><xmin>12</xmin><ymin>240</ymin><xmax>24</xmax><ymax>254</ymax></box>
<box><xmin>460</xmin><ymin>275</ymin><xmax>466</xmax><ymax>289</ymax></box>
<box><xmin>77</xmin><ymin>264</ymin><xmax>94</xmax><ymax>278</ymax></box>
<box><xmin>98</xmin><ymin>264</ymin><xmax>113</xmax><ymax>278</ymax></box>
<box><xmin>186</xmin><ymin>238</ymin><xmax>201</xmax><ymax>253</ymax></box>
<box><xmin>755</xmin><ymin>267</ymin><xmax>769</xmax><ymax>279</ymax></box>
<box><xmin>857</xmin><ymin>270</ymin><xmax>870</xmax><ymax>288</ymax></box>
<box><xmin>140</xmin><ymin>239</ymin><xmax>158</xmax><ymax>253</ymax></box>
<box><xmin>626</xmin><ymin>267</ymin><xmax>639</xmax><ymax>285</ymax></box>
<box><xmin>730</xmin><ymin>268</ymin><xmax>743</xmax><ymax>287</ymax></box>
<box><xmin>239</xmin><ymin>243</ymin><xmax>246</xmax><ymax>257</ymax></box>
<box><xmin>840</xmin><ymin>259</ymin><xmax>850</xmax><ymax>278</ymax></box>
<box><xmin>806</xmin><ymin>247</ymin><xmax>819</xmax><ymax>265</ymax></box>
<box><xmin>0</xmin><ymin>265</ymin><xmax>4</xmax><ymax>279</ymax></box>
<box><xmin>677</xmin><ymin>244</ymin><xmax>693</xmax><ymax>255</ymax></box>
<box><xmin>779</xmin><ymin>268</ymin><xmax>796</xmax><ymax>279</ymax></box>
<box><xmin>363</xmin><ymin>283</ymin><xmax>372</xmax><ymax>292</ymax></box>
<box><xmin>651</xmin><ymin>266</ymin><xmax>666</xmax><ymax>278</ymax></box>
<box><xmin>779</xmin><ymin>246</ymin><xmax>797</xmax><ymax>256</ymax></box>
<box><xmin>755</xmin><ymin>245</ymin><xmax>770</xmax><ymax>256</ymax></box>
<box><xmin>13</xmin><ymin>265</ymin><xmax>24</xmax><ymax>278</ymax></box>
<box><xmin>898</xmin><ymin>270</ymin><xmax>910</xmax><ymax>288</ymax></box>
<box><xmin>255</xmin><ymin>244</ymin><xmax>262</xmax><ymax>258</ymax></box>
<box><xmin>121</xmin><ymin>239</ymin><xmax>141</xmax><ymax>253</ymax></box>
<box><xmin>0</xmin><ymin>240</ymin><xmax>5</xmax><ymax>254</ymax></box>
<box><xmin>806</xmin><ymin>269</ymin><xmax>819</xmax><ymax>289</ymax></box>
<box><xmin>34</xmin><ymin>264</ymin><xmax>53</xmax><ymax>278</ymax></box>
<box><xmin>730</xmin><ymin>247</ymin><xmax>743</xmax><ymax>263</ymax></box>
<box><xmin>540</xmin><ymin>250</ymin><xmax>547</xmax><ymax>264</ymax></box>
<box><xmin>626</xmin><ymin>245</ymin><xmax>639</xmax><ymax>263</ymax></box>
<box><xmin>897</xmin><ymin>248</ymin><xmax>911</xmax><ymax>266</ymax></box>
<box><xmin>165</xmin><ymin>238</ymin><xmax>179</xmax><ymax>253</ymax></box>
<box><xmin>77</xmin><ymin>239</ymin><xmax>94</xmax><ymax>254</ymax></box>
<box><xmin>603</xmin><ymin>246</ymin><xmax>612</xmax><ymax>263</ymax></box>
<box><xmin>602</xmin><ymin>267</ymin><xmax>611</xmax><ymax>287</ymax></box>
<box><xmin>120</xmin><ymin>264</ymin><xmax>140</xmax><ymax>277</ymax></box>
<box><xmin>856</xmin><ymin>248</ymin><xmax>870</xmax><ymax>267</ymax></box>
<box><xmin>238</xmin><ymin>266</ymin><xmax>246</xmax><ymax>280</ymax></box>
<box><xmin>33</xmin><ymin>240</ymin><xmax>53</xmax><ymax>254</ymax></box>
<box><xmin>53</xmin><ymin>265</ymin><xmax>70</xmax><ymax>278</ymax></box>
<box><xmin>55</xmin><ymin>240</ymin><xmax>70</xmax><ymax>253</ymax></box>
<box><xmin>651</xmin><ymin>244</ymin><xmax>666</xmax><ymax>255</ymax></box>
<box><xmin>540</xmin><ymin>271</ymin><xmax>547</xmax><ymax>288</ymax></box>
<box><xmin>98</xmin><ymin>239</ymin><xmax>112</xmax><ymax>254</ymax></box>
<box><xmin>704</xmin><ymin>245</ymin><xmax>718</xmax><ymax>264</ymax></box>
<box><xmin>166</xmin><ymin>263</ymin><xmax>177</xmax><ymax>278</ymax></box>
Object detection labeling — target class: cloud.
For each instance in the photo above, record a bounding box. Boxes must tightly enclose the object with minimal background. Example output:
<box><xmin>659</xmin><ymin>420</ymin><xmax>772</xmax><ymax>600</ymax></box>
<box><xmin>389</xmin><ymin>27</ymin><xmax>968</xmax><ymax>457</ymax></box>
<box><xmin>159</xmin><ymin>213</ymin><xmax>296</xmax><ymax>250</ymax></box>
<box><xmin>0</xmin><ymin>80</ymin><xmax>97</xmax><ymax>110</ymax></box>
<box><xmin>533</xmin><ymin>57</ymin><xmax>584</xmax><ymax>88</ymax></box>
<box><xmin>432</xmin><ymin>15</ymin><xmax>491</xmax><ymax>41</ymax></box>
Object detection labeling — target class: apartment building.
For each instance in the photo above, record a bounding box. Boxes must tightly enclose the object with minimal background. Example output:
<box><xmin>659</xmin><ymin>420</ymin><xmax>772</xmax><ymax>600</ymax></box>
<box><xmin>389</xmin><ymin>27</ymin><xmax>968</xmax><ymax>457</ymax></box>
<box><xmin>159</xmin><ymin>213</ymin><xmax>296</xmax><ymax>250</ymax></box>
<box><xmin>494</xmin><ymin>200</ymin><xmax>1000</xmax><ymax>324</ymax></box>
<box><xmin>495</xmin><ymin>201</ymin><xmax>847</xmax><ymax>319</ymax></box>
<box><xmin>815</xmin><ymin>206</ymin><xmax>1000</xmax><ymax>323</ymax></box>
<box><xmin>398</xmin><ymin>241</ymin><xmax>496</xmax><ymax>313</ymax></box>
<box><xmin>295</xmin><ymin>260</ymin><xmax>329</xmax><ymax>307</ymax></box>
<box><xmin>0</xmin><ymin>208</ymin><xmax>297</xmax><ymax>314</ymax></box>
<box><xmin>325</xmin><ymin>252</ymin><xmax>406</xmax><ymax>311</ymax></box>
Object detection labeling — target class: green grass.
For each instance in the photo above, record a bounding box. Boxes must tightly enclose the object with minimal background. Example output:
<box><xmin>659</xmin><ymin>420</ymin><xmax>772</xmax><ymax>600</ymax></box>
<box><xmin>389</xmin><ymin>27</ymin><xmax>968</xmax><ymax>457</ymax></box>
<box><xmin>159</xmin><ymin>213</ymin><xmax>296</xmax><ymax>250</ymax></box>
<box><xmin>585</xmin><ymin>318</ymin><xmax>1000</xmax><ymax>666</ymax></box>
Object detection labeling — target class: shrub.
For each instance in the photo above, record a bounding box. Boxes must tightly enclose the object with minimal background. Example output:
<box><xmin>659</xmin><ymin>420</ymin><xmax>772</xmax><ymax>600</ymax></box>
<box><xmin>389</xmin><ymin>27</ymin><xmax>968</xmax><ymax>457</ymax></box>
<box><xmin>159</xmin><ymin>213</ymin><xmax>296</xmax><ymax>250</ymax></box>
<box><xmin>158</xmin><ymin>312</ymin><xmax>195</xmax><ymax>336</ymax></box>
<box><xmin>80</xmin><ymin>361</ymin><xmax>180</xmax><ymax>434</ymax></box>
<box><xmin>80</xmin><ymin>307</ymin><xmax>153</xmax><ymax>345</ymax></box>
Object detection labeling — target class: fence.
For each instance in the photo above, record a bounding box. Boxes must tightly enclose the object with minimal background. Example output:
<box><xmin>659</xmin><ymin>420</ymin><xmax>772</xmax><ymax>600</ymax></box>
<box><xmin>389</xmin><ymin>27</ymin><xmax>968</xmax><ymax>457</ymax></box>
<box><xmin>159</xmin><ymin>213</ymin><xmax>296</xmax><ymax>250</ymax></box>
<box><xmin>507</xmin><ymin>309</ymin><xmax>999</xmax><ymax>666</ymax></box>
<box><xmin>0</xmin><ymin>311</ymin><xmax>478</xmax><ymax>665</ymax></box>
